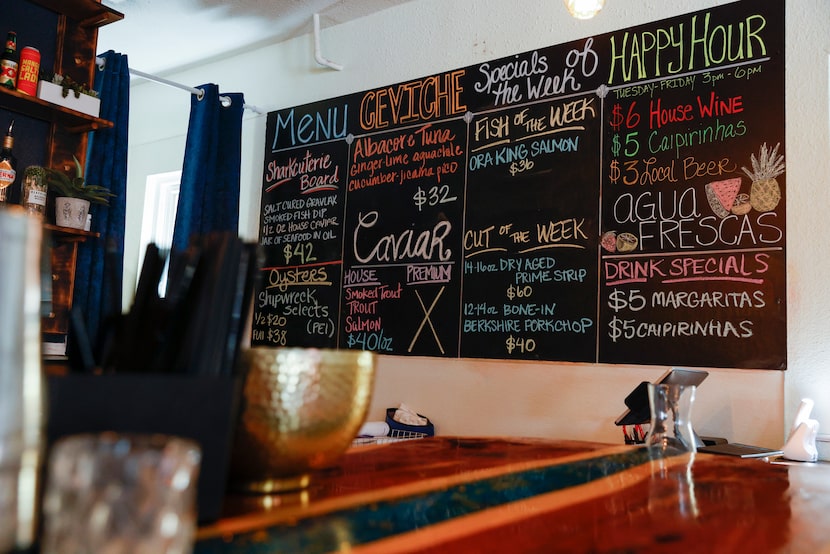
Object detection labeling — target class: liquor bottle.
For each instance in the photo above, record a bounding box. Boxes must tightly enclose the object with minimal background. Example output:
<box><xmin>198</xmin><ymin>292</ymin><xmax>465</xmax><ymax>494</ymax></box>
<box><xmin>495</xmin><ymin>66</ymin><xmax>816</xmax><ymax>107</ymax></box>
<box><xmin>0</xmin><ymin>31</ymin><xmax>19</xmax><ymax>90</ymax></box>
<box><xmin>0</xmin><ymin>121</ymin><xmax>17</xmax><ymax>203</ymax></box>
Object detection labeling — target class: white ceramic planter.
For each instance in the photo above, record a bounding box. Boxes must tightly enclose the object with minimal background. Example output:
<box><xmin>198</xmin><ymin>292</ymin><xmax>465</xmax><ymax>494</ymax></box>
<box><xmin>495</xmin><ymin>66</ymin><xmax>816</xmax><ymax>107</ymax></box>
<box><xmin>54</xmin><ymin>197</ymin><xmax>90</xmax><ymax>230</ymax></box>
<box><xmin>37</xmin><ymin>81</ymin><xmax>101</xmax><ymax>118</ymax></box>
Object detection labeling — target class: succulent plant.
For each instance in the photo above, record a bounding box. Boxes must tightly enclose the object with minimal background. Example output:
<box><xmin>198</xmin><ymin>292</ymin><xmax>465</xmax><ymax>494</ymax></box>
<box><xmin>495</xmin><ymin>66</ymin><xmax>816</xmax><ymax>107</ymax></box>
<box><xmin>40</xmin><ymin>69</ymin><xmax>99</xmax><ymax>99</ymax></box>
<box><xmin>44</xmin><ymin>156</ymin><xmax>115</xmax><ymax>206</ymax></box>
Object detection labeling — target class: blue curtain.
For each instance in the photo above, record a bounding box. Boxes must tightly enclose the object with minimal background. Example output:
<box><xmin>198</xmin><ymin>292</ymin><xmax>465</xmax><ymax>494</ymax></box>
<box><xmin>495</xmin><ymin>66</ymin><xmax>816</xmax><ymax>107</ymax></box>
<box><xmin>171</xmin><ymin>84</ymin><xmax>245</xmax><ymax>253</ymax></box>
<box><xmin>73</xmin><ymin>50</ymin><xmax>129</xmax><ymax>345</ymax></box>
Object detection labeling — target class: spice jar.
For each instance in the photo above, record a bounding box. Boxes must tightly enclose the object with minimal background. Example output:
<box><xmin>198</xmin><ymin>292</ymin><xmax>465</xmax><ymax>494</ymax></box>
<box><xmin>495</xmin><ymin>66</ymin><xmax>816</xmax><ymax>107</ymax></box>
<box><xmin>22</xmin><ymin>166</ymin><xmax>47</xmax><ymax>218</ymax></box>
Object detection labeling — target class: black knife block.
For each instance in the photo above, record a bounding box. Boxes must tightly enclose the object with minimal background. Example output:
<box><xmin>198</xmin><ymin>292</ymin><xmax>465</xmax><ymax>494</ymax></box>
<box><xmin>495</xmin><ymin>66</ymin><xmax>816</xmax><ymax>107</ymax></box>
<box><xmin>46</xmin><ymin>373</ymin><xmax>243</xmax><ymax>523</ymax></box>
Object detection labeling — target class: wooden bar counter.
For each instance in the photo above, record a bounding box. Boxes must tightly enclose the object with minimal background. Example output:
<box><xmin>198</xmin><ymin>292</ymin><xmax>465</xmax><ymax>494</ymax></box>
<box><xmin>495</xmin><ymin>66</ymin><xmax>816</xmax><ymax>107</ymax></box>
<box><xmin>195</xmin><ymin>437</ymin><xmax>830</xmax><ymax>553</ymax></box>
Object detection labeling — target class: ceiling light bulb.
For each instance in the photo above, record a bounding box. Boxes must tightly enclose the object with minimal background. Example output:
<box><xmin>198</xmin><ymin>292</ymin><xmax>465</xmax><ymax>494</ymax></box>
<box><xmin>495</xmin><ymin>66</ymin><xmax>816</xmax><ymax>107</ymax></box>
<box><xmin>564</xmin><ymin>0</ymin><xmax>605</xmax><ymax>19</ymax></box>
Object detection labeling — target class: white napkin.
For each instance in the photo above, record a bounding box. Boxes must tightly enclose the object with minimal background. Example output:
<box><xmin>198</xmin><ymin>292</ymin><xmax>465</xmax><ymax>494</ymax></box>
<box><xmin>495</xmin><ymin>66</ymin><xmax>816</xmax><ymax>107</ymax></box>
<box><xmin>393</xmin><ymin>403</ymin><xmax>428</xmax><ymax>426</ymax></box>
<box><xmin>358</xmin><ymin>421</ymin><xmax>390</xmax><ymax>437</ymax></box>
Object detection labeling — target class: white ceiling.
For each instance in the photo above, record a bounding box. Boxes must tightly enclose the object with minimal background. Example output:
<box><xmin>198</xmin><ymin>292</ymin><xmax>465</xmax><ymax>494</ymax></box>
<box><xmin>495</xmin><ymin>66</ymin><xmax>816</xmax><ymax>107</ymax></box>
<box><xmin>98</xmin><ymin>0</ymin><xmax>416</xmax><ymax>75</ymax></box>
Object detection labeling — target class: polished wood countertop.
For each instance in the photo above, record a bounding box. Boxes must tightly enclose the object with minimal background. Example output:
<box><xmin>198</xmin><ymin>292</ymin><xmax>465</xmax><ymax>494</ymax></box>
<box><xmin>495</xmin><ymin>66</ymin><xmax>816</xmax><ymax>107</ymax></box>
<box><xmin>195</xmin><ymin>436</ymin><xmax>830</xmax><ymax>553</ymax></box>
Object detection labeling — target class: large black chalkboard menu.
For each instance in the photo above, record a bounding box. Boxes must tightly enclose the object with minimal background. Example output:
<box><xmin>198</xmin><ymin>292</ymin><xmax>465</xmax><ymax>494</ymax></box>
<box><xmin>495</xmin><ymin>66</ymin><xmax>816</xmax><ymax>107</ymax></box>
<box><xmin>251</xmin><ymin>0</ymin><xmax>786</xmax><ymax>370</ymax></box>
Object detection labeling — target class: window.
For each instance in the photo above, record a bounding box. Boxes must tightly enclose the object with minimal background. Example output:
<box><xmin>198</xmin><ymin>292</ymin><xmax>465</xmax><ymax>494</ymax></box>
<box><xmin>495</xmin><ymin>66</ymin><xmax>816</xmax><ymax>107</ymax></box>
<box><xmin>137</xmin><ymin>170</ymin><xmax>180</xmax><ymax>296</ymax></box>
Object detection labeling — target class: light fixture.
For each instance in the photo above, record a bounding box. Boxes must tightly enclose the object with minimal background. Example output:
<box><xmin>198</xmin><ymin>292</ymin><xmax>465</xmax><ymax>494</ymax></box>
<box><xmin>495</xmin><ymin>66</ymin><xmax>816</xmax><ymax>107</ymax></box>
<box><xmin>563</xmin><ymin>0</ymin><xmax>605</xmax><ymax>20</ymax></box>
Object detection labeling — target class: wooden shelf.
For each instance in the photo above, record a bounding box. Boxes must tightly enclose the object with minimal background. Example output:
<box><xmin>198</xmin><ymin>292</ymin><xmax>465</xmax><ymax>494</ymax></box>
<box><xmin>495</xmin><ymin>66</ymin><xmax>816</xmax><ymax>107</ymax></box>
<box><xmin>28</xmin><ymin>0</ymin><xmax>124</xmax><ymax>28</ymax></box>
<box><xmin>7</xmin><ymin>0</ymin><xmax>123</xmax><ymax>342</ymax></box>
<box><xmin>45</xmin><ymin>223</ymin><xmax>100</xmax><ymax>239</ymax></box>
<box><xmin>43</xmin><ymin>223</ymin><xmax>100</xmax><ymax>335</ymax></box>
<box><xmin>1</xmin><ymin>1</ymin><xmax>120</xmax><ymax>131</ymax></box>
<box><xmin>0</xmin><ymin>87</ymin><xmax>113</xmax><ymax>132</ymax></box>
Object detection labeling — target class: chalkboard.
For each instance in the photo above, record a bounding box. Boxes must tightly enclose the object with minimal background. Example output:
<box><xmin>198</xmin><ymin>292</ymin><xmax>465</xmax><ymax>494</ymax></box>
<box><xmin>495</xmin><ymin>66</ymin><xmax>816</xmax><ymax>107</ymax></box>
<box><xmin>252</xmin><ymin>0</ymin><xmax>786</xmax><ymax>370</ymax></box>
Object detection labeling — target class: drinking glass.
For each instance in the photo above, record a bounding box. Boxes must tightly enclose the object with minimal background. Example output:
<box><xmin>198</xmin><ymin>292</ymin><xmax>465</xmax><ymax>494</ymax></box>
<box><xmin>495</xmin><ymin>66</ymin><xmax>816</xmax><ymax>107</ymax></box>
<box><xmin>41</xmin><ymin>433</ymin><xmax>202</xmax><ymax>554</ymax></box>
<box><xmin>644</xmin><ymin>383</ymin><xmax>697</xmax><ymax>457</ymax></box>
<box><xmin>0</xmin><ymin>207</ymin><xmax>45</xmax><ymax>553</ymax></box>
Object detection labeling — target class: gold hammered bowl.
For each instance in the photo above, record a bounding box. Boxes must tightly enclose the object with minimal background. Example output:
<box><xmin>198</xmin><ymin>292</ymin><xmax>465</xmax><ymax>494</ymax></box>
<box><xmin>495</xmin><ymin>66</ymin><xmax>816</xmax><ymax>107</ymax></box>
<box><xmin>228</xmin><ymin>347</ymin><xmax>376</xmax><ymax>493</ymax></box>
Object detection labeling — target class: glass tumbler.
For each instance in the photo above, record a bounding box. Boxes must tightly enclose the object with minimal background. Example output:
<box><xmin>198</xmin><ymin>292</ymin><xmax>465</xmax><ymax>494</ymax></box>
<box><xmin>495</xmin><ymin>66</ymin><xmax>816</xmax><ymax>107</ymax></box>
<box><xmin>645</xmin><ymin>383</ymin><xmax>697</xmax><ymax>457</ymax></box>
<box><xmin>41</xmin><ymin>433</ymin><xmax>202</xmax><ymax>554</ymax></box>
<box><xmin>0</xmin><ymin>207</ymin><xmax>45</xmax><ymax>553</ymax></box>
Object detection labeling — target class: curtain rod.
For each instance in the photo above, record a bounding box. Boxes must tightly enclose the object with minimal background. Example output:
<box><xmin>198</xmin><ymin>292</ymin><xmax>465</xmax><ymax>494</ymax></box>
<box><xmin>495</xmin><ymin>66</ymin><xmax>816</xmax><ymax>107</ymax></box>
<box><xmin>95</xmin><ymin>57</ymin><xmax>264</xmax><ymax>115</ymax></box>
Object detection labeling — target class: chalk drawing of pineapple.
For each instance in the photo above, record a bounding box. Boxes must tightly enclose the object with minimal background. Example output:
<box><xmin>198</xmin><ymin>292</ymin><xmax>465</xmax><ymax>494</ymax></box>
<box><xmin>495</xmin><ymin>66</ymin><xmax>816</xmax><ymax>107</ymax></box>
<box><xmin>742</xmin><ymin>142</ymin><xmax>785</xmax><ymax>212</ymax></box>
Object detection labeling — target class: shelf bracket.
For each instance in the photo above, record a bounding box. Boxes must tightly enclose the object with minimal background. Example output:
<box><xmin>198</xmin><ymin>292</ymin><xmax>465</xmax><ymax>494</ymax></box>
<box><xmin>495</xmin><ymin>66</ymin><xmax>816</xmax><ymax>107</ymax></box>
<box><xmin>313</xmin><ymin>13</ymin><xmax>343</xmax><ymax>71</ymax></box>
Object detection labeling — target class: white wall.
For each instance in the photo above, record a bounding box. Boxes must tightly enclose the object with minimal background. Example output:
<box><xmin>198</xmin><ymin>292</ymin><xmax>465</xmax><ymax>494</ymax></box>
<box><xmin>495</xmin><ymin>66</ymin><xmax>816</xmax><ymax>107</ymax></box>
<box><xmin>112</xmin><ymin>0</ymin><xmax>830</xmax><ymax>455</ymax></box>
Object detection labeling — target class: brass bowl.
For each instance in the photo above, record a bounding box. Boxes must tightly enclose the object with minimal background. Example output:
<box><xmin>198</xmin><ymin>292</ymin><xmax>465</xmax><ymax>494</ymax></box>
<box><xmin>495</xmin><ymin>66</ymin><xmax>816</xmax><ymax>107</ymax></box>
<box><xmin>229</xmin><ymin>347</ymin><xmax>376</xmax><ymax>493</ymax></box>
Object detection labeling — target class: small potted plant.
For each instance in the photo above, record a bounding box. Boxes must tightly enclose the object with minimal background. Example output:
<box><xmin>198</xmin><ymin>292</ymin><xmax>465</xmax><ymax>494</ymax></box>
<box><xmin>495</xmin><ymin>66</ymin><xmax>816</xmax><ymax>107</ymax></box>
<box><xmin>45</xmin><ymin>156</ymin><xmax>115</xmax><ymax>230</ymax></box>
<box><xmin>36</xmin><ymin>71</ymin><xmax>101</xmax><ymax>117</ymax></box>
